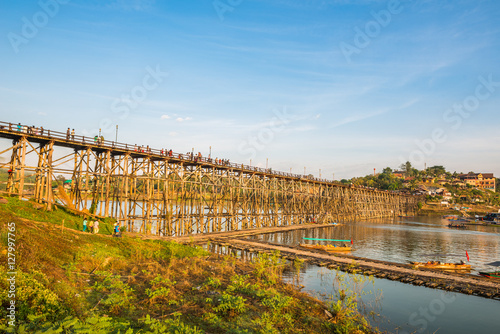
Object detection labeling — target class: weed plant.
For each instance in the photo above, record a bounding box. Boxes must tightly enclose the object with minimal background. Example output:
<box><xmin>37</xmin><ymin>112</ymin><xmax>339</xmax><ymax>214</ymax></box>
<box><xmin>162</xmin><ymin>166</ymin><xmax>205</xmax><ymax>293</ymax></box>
<box><xmin>0</xmin><ymin>196</ymin><xmax>376</xmax><ymax>333</ymax></box>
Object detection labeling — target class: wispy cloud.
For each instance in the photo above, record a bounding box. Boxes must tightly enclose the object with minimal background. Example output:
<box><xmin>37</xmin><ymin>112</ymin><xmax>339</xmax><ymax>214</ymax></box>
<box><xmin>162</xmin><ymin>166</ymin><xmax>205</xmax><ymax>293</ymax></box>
<box><xmin>329</xmin><ymin>109</ymin><xmax>389</xmax><ymax>128</ymax></box>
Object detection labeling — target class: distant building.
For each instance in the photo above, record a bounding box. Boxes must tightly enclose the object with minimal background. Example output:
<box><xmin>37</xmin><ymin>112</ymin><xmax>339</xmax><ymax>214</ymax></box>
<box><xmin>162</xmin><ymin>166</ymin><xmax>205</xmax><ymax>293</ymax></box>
<box><xmin>393</xmin><ymin>170</ymin><xmax>405</xmax><ymax>178</ymax></box>
<box><xmin>442</xmin><ymin>191</ymin><xmax>453</xmax><ymax>201</ymax></box>
<box><xmin>436</xmin><ymin>179</ymin><xmax>449</xmax><ymax>186</ymax></box>
<box><xmin>458</xmin><ymin>173</ymin><xmax>496</xmax><ymax>191</ymax></box>
<box><xmin>451</xmin><ymin>180</ymin><xmax>466</xmax><ymax>187</ymax></box>
<box><xmin>422</xmin><ymin>176</ymin><xmax>435</xmax><ymax>184</ymax></box>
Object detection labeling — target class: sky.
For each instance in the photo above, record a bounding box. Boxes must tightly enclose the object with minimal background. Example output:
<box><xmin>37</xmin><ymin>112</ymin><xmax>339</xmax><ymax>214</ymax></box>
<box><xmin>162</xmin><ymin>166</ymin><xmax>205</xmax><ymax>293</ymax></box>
<box><xmin>0</xmin><ymin>0</ymin><xmax>499</xmax><ymax>180</ymax></box>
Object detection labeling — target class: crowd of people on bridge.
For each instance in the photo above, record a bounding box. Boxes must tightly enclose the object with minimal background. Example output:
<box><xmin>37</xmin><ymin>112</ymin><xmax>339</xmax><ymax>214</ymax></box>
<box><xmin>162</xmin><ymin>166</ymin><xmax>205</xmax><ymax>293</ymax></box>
<box><xmin>3</xmin><ymin>122</ymin><xmax>237</xmax><ymax>169</ymax></box>
<box><xmin>7</xmin><ymin>123</ymin><xmax>45</xmax><ymax>135</ymax></box>
<box><xmin>6</xmin><ymin>122</ymin><xmax>405</xmax><ymax>190</ymax></box>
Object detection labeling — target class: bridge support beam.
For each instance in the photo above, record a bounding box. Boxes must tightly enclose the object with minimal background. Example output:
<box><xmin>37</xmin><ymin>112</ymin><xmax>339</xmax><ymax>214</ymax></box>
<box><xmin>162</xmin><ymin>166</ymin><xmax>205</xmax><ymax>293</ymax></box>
<box><xmin>0</xmin><ymin>132</ymin><xmax>420</xmax><ymax>236</ymax></box>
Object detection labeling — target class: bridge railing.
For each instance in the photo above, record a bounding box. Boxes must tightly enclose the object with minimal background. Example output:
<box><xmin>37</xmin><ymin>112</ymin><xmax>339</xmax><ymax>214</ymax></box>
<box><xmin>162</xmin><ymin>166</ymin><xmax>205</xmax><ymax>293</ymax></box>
<box><xmin>0</xmin><ymin>120</ymin><xmax>417</xmax><ymax>194</ymax></box>
<box><xmin>0</xmin><ymin>120</ymin><xmax>334</xmax><ymax>182</ymax></box>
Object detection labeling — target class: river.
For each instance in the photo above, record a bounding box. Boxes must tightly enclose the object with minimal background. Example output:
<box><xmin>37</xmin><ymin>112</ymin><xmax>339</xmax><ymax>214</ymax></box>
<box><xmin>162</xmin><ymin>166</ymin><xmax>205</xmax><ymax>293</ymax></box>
<box><xmin>248</xmin><ymin>216</ymin><xmax>500</xmax><ymax>333</ymax></box>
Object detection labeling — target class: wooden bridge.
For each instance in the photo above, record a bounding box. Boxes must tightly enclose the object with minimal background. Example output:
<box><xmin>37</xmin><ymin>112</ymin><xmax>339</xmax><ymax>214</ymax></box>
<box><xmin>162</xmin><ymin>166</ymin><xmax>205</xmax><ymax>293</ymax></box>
<box><xmin>0</xmin><ymin>121</ymin><xmax>420</xmax><ymax>236</ymax></box>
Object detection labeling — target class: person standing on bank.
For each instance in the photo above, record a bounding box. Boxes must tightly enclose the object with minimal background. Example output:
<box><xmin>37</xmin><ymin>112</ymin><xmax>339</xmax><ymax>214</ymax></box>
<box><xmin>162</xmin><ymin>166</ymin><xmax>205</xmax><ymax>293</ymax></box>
<box><xmin>113</xmin><ymin>222</ymin><xmax>120</xmax><ymax>237</ymax></box>
<box><xmin>88</xmin><ymin>219</ymin><xmax>94</xmax><ymax>233</ymax></box>
<box><xmin>83</xmin><ymin>218</ymin><xmax>88</xmax><ymax>232</ymax></box>
<box><xmin>94</xmin><ymin>220</ymin><xmax>100</xmax><ymax>234</ymax></box>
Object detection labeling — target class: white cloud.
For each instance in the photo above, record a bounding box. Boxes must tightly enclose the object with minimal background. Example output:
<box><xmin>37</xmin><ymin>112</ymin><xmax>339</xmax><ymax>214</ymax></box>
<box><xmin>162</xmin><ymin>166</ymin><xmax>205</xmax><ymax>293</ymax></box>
<box><xmin>161</xmin><ymin>114</ymin><xmax>170</xmax><ymax>119</ymax></box>
<box><xmin>176</xmin><ymin>117</ymin><xmax>192</xmax><ymax>122</ymax></box>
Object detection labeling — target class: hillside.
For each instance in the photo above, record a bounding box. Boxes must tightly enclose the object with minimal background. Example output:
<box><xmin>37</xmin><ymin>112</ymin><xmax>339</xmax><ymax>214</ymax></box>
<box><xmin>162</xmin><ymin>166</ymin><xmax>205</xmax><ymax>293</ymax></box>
<box><xmin>0</xmin><ymin>196</ymin><xmax>373</xmax><ymax>333</ymax></box>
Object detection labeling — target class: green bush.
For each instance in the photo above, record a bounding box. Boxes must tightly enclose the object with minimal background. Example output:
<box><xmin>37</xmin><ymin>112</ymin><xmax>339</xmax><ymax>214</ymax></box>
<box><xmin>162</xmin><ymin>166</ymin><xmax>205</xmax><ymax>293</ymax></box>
<box><xmin>213</xmin><ymin>292</ymin><xmax>247</xmax><ymax>317</ymax></box>
<box><xmin>91</xmin><ymin>271</ymin><xmax>136</xmax><ymax>315</ymax></box>
<box><xmin>0</xmin><ymin>269</ymin><xmax>67</xmax><ymax>324</ymax></box>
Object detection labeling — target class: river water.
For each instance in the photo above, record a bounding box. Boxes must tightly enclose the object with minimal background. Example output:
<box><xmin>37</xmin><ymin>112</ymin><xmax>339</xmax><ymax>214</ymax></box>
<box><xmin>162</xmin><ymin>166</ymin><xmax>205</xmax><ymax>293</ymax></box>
<box><xmin>248</xmin><ymin>216</ymin><xmax>500</xmax><ymax>333</ymax></box>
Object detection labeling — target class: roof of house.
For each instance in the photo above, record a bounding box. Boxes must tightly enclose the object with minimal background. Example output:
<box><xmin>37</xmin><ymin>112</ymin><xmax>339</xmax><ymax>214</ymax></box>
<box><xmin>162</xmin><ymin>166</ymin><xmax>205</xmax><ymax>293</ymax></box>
<box><xmin>458</xmin><ymin>173</ymin><xmax>495</xmax><ymax>180</ymax></box>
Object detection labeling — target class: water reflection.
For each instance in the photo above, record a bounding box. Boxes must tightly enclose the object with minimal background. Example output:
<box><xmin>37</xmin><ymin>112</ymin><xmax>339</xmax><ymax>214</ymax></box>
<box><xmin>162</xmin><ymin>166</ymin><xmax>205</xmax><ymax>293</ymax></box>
<box><xmin>283</xmin><ymin>263</ymin><xmax>500</xmax><ymax>334</ymax></box>
<box><xmin>204</xmin><ymin>216</ymin><xmax>500</xmax><ymax>333</ymax></box>
<box><xmin>248</xmin><ymin>217</ymin><xmax>500</xmax><ymax>273</ymax></box>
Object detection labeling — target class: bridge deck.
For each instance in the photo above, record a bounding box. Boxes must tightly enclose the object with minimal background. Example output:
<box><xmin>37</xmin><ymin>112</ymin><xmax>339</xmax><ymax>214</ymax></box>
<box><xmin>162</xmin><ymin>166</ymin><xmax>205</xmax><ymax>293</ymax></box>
<box><xmin>0</xmin><ymin>120</ymin><xmax>420</xmax><ymax>236</ymax></box>
<box><xmin>0</xmin><ymin>120</ymin><xmax>403</xmax><ymax>194</ymax></box>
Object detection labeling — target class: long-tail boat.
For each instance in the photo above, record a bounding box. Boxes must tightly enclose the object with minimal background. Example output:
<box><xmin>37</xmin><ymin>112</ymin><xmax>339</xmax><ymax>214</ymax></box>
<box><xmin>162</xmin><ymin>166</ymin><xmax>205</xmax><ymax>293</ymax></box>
<box><xmin>447</xmin><ymin>223</ymin><xmax>466</xmax><ymax>228</ymax></box>
<box><xmin>478</xmin><ymin>271</ymin><xmax>500</xmax><ymax>279</ymax></box>
<box><xmin>410</xmin><ymin>261</ymin><xmax>471</xmax><ymax>270</ymax></box>
<box><xmin>299</xmin><ymin>244</ymin><xmax>352</xmax><ymax>252</ymax></box>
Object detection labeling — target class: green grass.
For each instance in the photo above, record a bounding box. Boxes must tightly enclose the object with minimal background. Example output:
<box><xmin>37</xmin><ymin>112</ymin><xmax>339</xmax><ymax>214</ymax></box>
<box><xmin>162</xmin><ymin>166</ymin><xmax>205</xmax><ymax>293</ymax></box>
<box><xmin>0</xmin><ymin>196</ymin><xmax>375</xmax><ymax>333</ymax></box>
<box><xmin>0</xmin><ymin>196</ymin><xmax>115</xmax><ymax>234</ymax></box>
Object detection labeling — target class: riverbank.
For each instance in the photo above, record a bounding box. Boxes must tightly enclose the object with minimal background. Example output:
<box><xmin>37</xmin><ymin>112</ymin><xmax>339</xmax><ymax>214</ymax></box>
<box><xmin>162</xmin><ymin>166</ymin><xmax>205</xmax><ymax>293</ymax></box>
<box><xmin>420</xmin><ymin>202</ymin><xmax>500</xmax><ymax>216</ymax></box>
<box><xmin>0</xmin><ymin>197</ymin><xmax>375</xmax><ymax>333</ymax></box>
<box><xmin>204</xmin><ymin>237</ymin><xmax>500</xmax><ymax>301</ymax></box>
<box><xmin>133</xmin><ymin>216</ymin><xmax>500</xmax><ymax>300</ymax></box>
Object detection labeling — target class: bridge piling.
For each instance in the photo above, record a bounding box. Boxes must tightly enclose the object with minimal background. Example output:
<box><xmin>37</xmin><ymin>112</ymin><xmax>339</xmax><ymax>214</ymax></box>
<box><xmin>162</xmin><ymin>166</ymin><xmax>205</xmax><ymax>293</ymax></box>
<box><xmin>0</xmin><ymin>122</ymin><xmax>420</xmax><ymax>236</ymax></box>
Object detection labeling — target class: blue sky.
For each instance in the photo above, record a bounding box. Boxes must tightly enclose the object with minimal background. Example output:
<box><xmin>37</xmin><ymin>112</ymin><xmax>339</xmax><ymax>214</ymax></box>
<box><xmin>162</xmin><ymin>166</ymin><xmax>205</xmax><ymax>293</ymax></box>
<box><xmin>0</xmin><ymin>0</ymin><xmax>499</xmax><ymax>179</ymax></box>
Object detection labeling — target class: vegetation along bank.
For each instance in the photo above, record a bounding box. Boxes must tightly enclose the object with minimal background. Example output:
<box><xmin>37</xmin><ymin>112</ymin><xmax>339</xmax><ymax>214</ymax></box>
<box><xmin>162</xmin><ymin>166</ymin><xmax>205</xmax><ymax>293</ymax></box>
<box><xmin>0</xmin><ymin>196</ymin><xmax>375</xmax><ymax>333</ymax></box>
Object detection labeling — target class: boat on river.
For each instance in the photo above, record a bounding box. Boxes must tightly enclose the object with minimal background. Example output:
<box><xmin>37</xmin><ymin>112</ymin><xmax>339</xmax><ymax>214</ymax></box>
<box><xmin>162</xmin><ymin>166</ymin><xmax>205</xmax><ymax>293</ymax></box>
<box><xmin>447</xmin><ymin>223</ymin><xmax>466</xmax><ymax>228</ymax></box>
<box><xmin>410</xmin><ymin>261</ymin><xmax>471</xmax><ymax>270</ymax></box>
<box><xmin>480</xmin><ymin>212</ymin><xmax>500</xmax><ymax>224</ymax></box>
<box><xmin>478</xmin><ymin>271</ymin><xmax>500</xmax><ymax>279</ymax></box>
<box><xmin>442</xmin><ymin>215</ymin><xmax>468</xmax><ymax>222</ymax></box>
<box><xmin>299</xmin><ymin>244</ymin><xmax>352</xmax><ymax>252</ymax></box>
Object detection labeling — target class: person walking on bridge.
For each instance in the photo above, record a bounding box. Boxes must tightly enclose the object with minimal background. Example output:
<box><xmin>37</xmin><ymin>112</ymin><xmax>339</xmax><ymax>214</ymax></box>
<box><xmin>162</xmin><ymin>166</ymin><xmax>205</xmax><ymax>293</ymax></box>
<box><xmin>71</xmin><ymin>129</ymin><xmax>75</xmax><ymax>140</ymax></box>
<box><xmin>66</xmin><ymin>128</ymin><xmax>70</xmax><ymax>140</ymax></box>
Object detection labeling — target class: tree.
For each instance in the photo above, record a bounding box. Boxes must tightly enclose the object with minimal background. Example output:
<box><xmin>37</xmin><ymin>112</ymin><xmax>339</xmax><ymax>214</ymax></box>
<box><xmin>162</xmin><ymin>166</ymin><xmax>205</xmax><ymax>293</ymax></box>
<box><xmin>427</xmin><ymin>165</ymin><xmax>446</xmax><ymax>177</ymax></box>
<box><xmin>400</xmin><ymin>161</ymin><xmax>413</xmax><ymax>177</ymax></box>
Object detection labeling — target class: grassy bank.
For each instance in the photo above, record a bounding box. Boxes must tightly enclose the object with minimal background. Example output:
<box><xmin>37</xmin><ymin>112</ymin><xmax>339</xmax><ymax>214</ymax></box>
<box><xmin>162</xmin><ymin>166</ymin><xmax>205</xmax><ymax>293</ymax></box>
<box><xmin>0</xmin><ymin>197</ymin><xmax>374</xmax><ymax>333</ymax></box>
<box><xmin>420</xmin><ymin>202</ymin><xmax>499</xmax><ymax>216</ymax></box>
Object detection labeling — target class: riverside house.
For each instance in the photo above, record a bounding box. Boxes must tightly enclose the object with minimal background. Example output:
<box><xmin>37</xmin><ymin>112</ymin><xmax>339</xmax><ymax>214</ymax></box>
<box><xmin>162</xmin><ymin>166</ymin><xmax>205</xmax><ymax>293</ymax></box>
<box><xmin>458</xmin><ymin>173</ymin><xmax>496</xmax><ymax>191</ymax></box>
